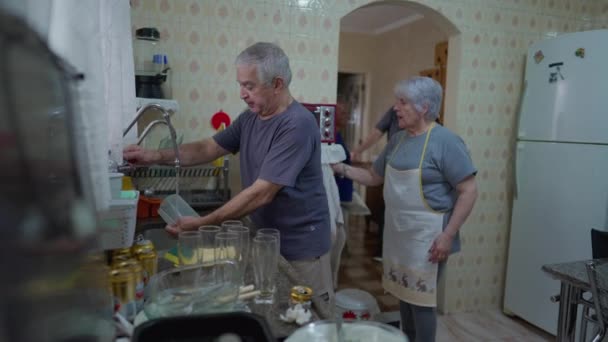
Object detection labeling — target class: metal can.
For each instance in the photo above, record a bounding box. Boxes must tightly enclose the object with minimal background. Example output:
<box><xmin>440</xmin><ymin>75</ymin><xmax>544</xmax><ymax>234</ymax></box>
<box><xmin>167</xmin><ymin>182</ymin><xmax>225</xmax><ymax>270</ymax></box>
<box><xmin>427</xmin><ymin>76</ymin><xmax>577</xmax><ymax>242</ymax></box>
<box><xmin>81</xmin><ymin>253</ymin><xmax>113</xmax><ymax>314</ymax></box>
<box><xmin>132</xmin><ymin>239</ymin><xmax>157</xmax><ymax>285</ymax></box>
<box><xmin>137</xmin><ymin>249</ymin><xmax>158</xmax><ymax>286</ymax></box>
<box><xmin>113</xmin><ymin>259</ymin><xmax>145</xmax><ymax>312</ymax></box>
<box><xmin>290</xmin><ymin>285</ymin><xmax>313</xmax><ymax>311</ymax></box>
<box><xmin>112</xmin><ymin>247</ymin><xmax>132</xmax><ymax>258</ymax></box>
<box><xmin>109</xmin><ymin>267</ymin><xmax>136</xmax><ymax>321</ymax></box>
<box><xmin>131</xmin><ymin>239</ymin><xmax>155</xmax><ymax>256</ymax></box>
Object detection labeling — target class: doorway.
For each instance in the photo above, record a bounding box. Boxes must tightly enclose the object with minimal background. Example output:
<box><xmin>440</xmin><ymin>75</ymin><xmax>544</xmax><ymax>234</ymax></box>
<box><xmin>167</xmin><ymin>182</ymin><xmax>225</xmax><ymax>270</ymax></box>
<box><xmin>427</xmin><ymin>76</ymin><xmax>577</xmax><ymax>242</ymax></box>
<box><xmin>337</xmin><ymin>0</ymin><xmax>461</xmax><ymax>314</ymax></box>
<box><xmin>337</xmin><ymin>72</ymin><xmax>366</xmax><ymax>154</ymax></box>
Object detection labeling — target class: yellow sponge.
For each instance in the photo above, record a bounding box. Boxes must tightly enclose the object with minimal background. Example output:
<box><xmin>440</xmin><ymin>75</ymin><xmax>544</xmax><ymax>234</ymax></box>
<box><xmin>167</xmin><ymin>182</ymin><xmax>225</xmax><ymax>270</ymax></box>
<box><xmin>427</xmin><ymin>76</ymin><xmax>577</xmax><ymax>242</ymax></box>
<box><xmin>164</xmin><ymin>247</ymin><xmax>180</xmax><ymax>266</ymax></box>
<box><xmin>163</xmin><ymin>246</ymin><xmax>237</xmax><ymax>267</ymax></box>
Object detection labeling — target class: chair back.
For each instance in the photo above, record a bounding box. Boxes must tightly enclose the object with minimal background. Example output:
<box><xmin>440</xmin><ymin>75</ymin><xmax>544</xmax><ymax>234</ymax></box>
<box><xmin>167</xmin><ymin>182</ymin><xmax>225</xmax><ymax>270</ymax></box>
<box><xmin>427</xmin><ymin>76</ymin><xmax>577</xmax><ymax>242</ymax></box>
<box><xmin>591</xmin><ymin>229</ymin><xmax>608</xmax><ymax>259</ymax></box>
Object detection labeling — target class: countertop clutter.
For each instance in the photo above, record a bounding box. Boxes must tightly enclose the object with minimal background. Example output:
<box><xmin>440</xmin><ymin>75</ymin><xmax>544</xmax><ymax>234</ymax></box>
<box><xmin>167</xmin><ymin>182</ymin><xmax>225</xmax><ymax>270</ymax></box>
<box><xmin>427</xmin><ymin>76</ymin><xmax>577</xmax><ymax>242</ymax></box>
<box><xmin>128</xmin><ymin>235</ymin><xmax>327</xmax><ymax>340</ymax></box>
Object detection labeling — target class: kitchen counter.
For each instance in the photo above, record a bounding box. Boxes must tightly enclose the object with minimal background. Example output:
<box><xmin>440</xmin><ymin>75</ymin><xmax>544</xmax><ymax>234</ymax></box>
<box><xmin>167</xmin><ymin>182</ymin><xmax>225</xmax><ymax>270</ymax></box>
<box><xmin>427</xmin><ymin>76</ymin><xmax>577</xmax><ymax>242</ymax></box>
<box><xmin>137</xmin><ymin>231</ymin><xmax>326</xmax><ymax>339</ymax></box>
<box><xmin>542</xmin><ymin>259</ymin><xmax>608</xmax><ymax>341</ymax></box>
<box><xmin>542</xmin><ymin>259</ymin><xmax>608</xmax><ymax>290</ymax></box>
<box><xmin>247</xmin><ymin>256</ymin><xmax>329</xmax><ymax>339</ymax></box>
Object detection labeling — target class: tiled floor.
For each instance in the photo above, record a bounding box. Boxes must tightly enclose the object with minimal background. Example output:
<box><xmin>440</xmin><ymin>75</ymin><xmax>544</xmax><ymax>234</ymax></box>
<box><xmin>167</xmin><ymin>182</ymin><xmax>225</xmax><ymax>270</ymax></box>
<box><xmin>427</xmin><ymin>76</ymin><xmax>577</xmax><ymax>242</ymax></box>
<box><xmin>336</xmin><ymin>215</ymin><xmax>554</xmax><ymax>341</ymax></box>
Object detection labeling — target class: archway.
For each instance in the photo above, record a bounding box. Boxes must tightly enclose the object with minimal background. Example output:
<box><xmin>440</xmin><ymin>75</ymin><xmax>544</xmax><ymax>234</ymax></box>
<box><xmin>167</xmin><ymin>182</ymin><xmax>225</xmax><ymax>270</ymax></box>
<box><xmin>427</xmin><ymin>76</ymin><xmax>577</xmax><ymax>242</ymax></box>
<box><xmin>337</xmin><ymin>0</ymin><xmax>462</xmax><ymax>314</ymax></box>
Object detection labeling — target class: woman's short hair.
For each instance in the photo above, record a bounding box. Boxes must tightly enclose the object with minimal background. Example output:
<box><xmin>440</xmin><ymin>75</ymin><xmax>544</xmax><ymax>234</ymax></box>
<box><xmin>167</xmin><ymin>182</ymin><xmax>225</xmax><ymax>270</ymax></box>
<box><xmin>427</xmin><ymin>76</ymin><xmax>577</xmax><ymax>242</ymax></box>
<box><xmin>394</xmin><ymin>76</ymin><xmax>443</xmax><ymax>121</ymax></box>
<box><xmin>235</xmin><ymin>42</ymin><xmax>292</xmax><ymax>87</ymax></box>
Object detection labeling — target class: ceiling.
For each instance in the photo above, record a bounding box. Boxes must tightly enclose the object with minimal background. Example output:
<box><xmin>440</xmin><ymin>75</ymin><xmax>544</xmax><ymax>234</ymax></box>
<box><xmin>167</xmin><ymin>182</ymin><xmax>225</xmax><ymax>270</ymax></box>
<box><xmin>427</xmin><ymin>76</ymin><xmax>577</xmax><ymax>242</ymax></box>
<box><xmin>340</xmin><ymin>3</ymin><xmax>423</xmax><ymax>35</ymax></box>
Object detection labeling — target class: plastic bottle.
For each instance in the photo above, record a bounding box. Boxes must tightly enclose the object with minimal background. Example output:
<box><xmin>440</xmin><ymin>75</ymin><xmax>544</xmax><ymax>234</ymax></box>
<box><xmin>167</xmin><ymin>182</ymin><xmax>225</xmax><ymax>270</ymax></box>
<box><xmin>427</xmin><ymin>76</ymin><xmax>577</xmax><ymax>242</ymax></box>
<box><xmin>161</xmin><ymin>55</ymin><xmax>172</xmax><ymax>99</ymax></box>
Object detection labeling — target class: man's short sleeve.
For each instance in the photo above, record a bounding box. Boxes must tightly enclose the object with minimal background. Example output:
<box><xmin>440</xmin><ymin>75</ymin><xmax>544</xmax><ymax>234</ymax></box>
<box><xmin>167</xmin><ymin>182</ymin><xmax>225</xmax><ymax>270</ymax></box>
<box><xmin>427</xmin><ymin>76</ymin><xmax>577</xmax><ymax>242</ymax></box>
<box><xmin>213</xmin><ymin>113</ymin><xmax>244</xmax><ymax>154</ymax></box>
<box><xmin>375</xmin><ymin>107</ymin><xmax>395</xmax><ymax>133</ymax></box>
<box><xmin>258</xmin><ymin>124</ymin><xmax>314</xmax><ymax>187</ymax></box>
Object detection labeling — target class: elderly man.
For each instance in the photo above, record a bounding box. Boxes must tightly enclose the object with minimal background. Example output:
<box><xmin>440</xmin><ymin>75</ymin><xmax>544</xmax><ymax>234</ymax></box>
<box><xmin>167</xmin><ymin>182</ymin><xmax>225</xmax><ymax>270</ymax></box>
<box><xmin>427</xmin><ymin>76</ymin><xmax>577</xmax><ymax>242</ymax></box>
<box><xmin>124</xmin><ymin>42</ymin><xmax>334</xmax><ymax>308</ymax></box>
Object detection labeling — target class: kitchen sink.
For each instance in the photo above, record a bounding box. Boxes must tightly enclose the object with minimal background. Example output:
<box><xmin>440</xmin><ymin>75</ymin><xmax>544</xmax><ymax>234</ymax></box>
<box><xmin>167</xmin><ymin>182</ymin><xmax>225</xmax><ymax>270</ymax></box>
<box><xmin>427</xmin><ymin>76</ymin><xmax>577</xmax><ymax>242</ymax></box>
<box><xmin>134</xmin><ymin>209</ymin><xmax>215</xmax><ymax>253</ymax></box>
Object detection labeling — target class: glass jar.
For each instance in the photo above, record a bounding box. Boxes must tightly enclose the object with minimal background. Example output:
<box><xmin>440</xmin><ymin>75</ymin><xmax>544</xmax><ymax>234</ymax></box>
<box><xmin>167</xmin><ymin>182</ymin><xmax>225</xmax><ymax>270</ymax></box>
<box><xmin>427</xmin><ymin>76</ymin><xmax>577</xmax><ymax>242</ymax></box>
<box><xmin>133</xmin><ymin>27</ymin><xmax>162</xmax><ymax>75</ymax></box>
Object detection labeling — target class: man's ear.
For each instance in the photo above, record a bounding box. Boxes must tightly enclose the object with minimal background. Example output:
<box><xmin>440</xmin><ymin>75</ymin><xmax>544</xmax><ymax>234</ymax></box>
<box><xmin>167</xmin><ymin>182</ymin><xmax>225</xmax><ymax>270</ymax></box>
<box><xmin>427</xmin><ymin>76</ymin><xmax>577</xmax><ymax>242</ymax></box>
<box><xmin>272</xmin><ymin>77</ymin><xmax>285</xmax><ymax>93</ymax></box>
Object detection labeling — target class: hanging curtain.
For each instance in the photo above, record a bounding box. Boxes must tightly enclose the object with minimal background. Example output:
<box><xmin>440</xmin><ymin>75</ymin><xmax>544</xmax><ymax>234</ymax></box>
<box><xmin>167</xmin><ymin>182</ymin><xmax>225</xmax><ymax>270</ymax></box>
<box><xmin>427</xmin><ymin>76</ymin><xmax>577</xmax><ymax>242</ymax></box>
<box><xmin>46</xmin><ymin>0</ymin><xmax>136</xmax><ymax>211</ymax></box>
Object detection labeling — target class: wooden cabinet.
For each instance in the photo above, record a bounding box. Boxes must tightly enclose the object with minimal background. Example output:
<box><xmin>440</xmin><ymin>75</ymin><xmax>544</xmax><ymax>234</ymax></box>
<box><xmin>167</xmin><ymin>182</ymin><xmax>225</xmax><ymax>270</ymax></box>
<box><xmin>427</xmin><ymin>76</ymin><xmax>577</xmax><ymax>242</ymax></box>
<box><xmin>418</xmin><ymin>41</ymin><xmax>448</xmax><ymax>124</ymax></box>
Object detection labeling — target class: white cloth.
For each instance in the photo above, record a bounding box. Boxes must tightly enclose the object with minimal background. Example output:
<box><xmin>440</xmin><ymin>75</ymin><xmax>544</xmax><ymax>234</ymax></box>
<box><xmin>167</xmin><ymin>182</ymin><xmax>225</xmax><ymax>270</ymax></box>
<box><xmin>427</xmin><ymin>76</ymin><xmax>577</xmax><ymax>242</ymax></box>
<box><xmin>47</xmin><ymin>0</ymin><xmax>136</xmax><ymax>212</ymax></box>
<box><xmin>320</xmin><ymin>143</ymin><xmax>347</xmax><ymax>289</ymax></box>
<box><xmin>320</xmin><ymin>143</ymin><xmax>346</xmax><ymax>240</ymax></box>
<box><xmin>382</xmin><ymin>124</ymin><xmax>444</xmax><ymax>307</ymax></box>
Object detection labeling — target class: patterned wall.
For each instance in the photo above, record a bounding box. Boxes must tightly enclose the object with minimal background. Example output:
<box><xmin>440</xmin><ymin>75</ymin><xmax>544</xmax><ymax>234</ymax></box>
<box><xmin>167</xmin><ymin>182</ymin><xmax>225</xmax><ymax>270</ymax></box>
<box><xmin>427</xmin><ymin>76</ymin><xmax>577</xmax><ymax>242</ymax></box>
<box><xmin>131</xmin><ymin>0</ymin><xmax>608</xmax><ymax>313</ymax></box>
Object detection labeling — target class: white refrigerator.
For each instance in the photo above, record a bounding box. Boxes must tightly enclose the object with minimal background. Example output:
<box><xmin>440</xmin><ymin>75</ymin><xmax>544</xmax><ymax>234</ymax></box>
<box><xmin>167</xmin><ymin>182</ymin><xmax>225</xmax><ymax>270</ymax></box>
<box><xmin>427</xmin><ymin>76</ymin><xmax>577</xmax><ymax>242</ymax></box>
<box><xmin>504</xmin><ymin>29</ymin><xmax>608</xmax><ymax>335</ymax></box>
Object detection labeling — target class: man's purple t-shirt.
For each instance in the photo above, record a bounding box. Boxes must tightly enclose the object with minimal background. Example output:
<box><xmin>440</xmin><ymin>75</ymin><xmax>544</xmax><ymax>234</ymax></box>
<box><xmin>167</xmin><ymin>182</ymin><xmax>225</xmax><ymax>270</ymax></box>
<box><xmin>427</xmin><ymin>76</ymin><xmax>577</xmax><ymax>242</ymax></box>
<box><xmin>213</xmin><ymin>101</ymin><xmax>331</xmax><ymax>261</ymax></box>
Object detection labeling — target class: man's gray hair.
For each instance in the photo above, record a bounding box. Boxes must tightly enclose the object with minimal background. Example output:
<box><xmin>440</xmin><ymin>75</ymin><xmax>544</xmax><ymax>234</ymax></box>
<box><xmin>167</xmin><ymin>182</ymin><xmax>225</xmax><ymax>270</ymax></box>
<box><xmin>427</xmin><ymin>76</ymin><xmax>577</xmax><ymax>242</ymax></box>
<box><xmin>394</xmin><ymin>76</ymin><xmax>443</xmax><ymax>121</ymax></box>
<box><xmin>235</xmin><ymin>42</ymin><xmax>292</xmax><ymax>87</ymax></box>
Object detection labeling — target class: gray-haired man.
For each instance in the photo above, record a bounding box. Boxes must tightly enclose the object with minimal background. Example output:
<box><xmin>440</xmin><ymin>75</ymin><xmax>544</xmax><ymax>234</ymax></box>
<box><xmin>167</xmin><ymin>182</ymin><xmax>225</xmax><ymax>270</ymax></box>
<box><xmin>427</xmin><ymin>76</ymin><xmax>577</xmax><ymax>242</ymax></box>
<box><xmin>124</xmin><ymin>42</ymin><xmax>334</xmax><ymax>312</ymax></box>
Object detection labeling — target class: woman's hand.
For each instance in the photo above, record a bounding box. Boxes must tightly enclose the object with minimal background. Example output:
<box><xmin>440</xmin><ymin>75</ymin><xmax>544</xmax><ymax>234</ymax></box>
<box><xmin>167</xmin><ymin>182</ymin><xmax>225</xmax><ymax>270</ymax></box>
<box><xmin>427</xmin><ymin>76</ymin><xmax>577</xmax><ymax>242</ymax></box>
<box><xmin>330</xmin><ymin>163</ymin><xmax>344</xmax><ymax>175</ymax></box>
<box><xmin>165</xmin><ymin>216</ymin><xmax>203</xmax><ymax>236</ymax></box>
<box><xmin>428</xmin><ymin>232</ymin><xmax>454</xmax><ymax>263</ymax></box>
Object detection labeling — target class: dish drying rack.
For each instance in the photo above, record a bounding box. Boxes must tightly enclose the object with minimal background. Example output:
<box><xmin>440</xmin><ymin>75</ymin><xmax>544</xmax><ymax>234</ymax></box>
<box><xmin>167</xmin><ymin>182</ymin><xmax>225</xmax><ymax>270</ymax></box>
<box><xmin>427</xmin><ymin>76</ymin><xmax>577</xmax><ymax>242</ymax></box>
<box><xmin>124</xmin><ymin>158</ymin><xmax>230</xmax><ymax>209</ymax></box>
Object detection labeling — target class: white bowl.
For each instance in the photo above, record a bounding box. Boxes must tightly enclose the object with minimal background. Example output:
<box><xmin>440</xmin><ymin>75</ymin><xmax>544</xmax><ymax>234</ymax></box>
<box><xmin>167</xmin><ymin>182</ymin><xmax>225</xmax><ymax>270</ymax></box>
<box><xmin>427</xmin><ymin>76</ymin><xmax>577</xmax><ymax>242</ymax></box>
<box><xmin>286</xmin><ymin>320</ymin><xmax>408</xmax><ymax>342</ymax></box>
<box><xmin>335</xmin><ymin>288</ymin><xmax>380</xmax><ymax>321</ymax></box>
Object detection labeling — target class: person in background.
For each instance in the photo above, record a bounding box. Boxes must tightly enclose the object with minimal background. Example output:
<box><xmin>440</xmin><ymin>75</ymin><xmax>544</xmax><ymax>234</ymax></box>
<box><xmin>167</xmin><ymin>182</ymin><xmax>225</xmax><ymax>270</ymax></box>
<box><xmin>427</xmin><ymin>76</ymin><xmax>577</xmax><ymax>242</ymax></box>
<box><xmin>124</xmin><ymin>42</ymin><xmax>334</xmax><ymax>311</ymax></box>
<box><xmin>334</xmin><ymin>95</ymin><xmax>353</xmax><ymax>202</ymax></box>
<box><xmin>350</xmin><ymin>106</ymin><xmax>400</xmax><ymax>162</ymax></box>
<box><xmin>331</xmin><ymin>76</ymin><xmax>478</xmax><ymax>342</ymax></box>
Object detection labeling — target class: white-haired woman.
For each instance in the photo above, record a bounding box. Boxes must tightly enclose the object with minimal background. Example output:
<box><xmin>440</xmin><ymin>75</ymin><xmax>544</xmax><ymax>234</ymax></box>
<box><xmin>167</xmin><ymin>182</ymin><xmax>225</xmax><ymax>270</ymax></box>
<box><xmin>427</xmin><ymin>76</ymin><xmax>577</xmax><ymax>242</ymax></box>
<box><xmin>332</xmin><ymin>76</ymin><xmax>478</xmax><ymax>341</ymax></box>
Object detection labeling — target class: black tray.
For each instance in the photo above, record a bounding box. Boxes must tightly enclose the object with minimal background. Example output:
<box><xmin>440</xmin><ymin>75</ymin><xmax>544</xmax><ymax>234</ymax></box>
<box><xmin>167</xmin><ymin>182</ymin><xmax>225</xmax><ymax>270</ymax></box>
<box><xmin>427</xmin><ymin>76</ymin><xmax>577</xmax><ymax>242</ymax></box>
<box><xmin>132</xmin><ymin>312</ymin><xmax>275</xmax><ymax>342</ymax></box>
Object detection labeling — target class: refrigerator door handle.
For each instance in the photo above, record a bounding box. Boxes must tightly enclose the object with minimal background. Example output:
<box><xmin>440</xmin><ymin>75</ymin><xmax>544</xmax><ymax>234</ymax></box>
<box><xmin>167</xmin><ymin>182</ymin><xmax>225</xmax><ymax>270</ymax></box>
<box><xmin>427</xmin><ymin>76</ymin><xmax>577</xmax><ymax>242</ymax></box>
<box><xmin>514</xmin><ymin>142</ymin><xmax>524</xmax><ymax>198</ymax></box>
<box><xmin>516</xmin><ymin>80</ymin><xmax>528</xmax><ymax>139</ymax></box>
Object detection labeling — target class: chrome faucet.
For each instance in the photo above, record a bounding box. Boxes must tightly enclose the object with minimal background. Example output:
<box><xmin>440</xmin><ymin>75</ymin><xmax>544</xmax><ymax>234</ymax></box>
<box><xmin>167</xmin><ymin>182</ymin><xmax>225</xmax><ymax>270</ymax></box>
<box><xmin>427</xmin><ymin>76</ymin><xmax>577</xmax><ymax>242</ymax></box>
<box><xmin>137</xmin><ymin>119</ymin><xmax>169</xmax><ymax>145</ymax></box>
<box><xmin>123</xmin><ymin>103</ymin><xmax>181</xmax><ymax>170</ymax></box>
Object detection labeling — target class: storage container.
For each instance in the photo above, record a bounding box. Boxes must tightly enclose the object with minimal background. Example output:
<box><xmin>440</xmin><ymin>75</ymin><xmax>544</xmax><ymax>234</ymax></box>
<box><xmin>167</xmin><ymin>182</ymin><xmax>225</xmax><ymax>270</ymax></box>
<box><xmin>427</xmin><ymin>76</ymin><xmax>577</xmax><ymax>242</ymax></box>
<box><xmin>99</xmin><ymin>190</ymin><xmax>140</xmax><ymax>249</ymax></box>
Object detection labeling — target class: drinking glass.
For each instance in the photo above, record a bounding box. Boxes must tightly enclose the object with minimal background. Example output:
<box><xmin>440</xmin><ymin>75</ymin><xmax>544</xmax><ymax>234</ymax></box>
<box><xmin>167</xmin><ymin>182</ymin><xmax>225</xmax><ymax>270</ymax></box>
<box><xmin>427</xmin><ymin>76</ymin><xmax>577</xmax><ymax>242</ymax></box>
<box><xmin>214</xmin><ymin>232</ymin><xmax>241</xmax><ymax>284</ymax></box>
<box><xmin>252</xmin><ymin>235</ymin><xmax>279</xmax><ymax>304</ymax></box>
<box><xmin>226</xmin><ymin>225</ymin><xmax>250</xmax><ymax>285</ymax></box>
<box><xmin>178</xmin><ymin>231</ymin><xmax>202</xmax><ymax>266</ymax></box>
<box><xmin>256</xmin><ymin>228</ymin><xmax>280</xmax><ymax>256</ymax></box>
<box><xmin>221</xmin><ymin>220</ymin><xmax>243</xmax><ymax>230</ymax></box>
<box><xmin>197</xmin><ymin>225</ymin><xmax>221</xmax><ymax>265</ymax></box>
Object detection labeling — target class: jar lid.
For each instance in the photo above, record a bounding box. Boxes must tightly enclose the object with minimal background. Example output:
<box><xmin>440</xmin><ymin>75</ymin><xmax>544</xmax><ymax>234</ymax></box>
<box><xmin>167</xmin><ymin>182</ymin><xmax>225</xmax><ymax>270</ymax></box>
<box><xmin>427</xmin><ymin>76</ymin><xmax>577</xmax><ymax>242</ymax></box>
<box><xmin>136</xmin><ymin>27</ymin><xmax>160</xmax><ymax>41</ymax></box>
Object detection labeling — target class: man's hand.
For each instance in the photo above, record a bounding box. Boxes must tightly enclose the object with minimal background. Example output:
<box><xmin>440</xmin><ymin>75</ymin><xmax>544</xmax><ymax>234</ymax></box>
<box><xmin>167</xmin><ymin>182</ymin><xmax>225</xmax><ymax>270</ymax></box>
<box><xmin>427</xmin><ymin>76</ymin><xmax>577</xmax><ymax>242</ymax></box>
<box><xmin>165</xmin><ymin>216</ymin><xmax>203</xmax><ymax>236</ymax></box>
<box><xmin>123</xmin><ymin>144</ymin><xmax>159</xmax><ymax>166</ymax></box>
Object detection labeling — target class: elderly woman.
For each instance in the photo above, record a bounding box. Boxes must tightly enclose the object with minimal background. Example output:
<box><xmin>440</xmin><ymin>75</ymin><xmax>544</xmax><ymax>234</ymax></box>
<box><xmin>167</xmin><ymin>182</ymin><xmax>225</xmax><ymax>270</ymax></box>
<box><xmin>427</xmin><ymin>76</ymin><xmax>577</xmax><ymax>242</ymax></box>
<box><xmin>332</xmin><ymin>76</ymin><xmax>477</xmax><ymax>341</ymax></box>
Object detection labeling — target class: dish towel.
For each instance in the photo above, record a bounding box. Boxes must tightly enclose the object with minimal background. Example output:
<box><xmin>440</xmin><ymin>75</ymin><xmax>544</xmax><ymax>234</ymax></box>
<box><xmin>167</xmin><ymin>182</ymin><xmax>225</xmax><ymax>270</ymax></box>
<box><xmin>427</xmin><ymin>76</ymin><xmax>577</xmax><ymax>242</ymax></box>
<box><xmin>320</xmin><ymin>143</ymin><xmax>347</xmax><ymax>289</ymax></box>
